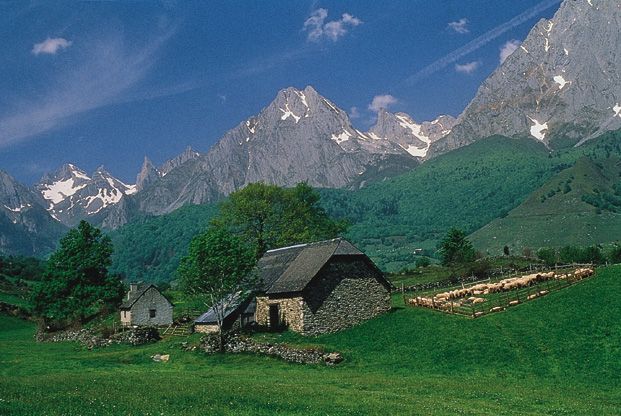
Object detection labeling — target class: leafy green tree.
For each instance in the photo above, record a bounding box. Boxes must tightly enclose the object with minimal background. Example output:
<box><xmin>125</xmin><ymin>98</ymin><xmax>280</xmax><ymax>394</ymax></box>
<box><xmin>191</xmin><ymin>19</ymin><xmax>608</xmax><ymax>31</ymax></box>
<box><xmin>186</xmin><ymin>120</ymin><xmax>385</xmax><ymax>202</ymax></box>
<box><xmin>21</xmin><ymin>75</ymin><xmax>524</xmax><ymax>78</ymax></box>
<box><xmin>177</xmin><ymin>226</ymin><xmax>256</xmax><ymax>349</ymax></box>
<box><xmin>580</xmin><ymin>246</ymin><xmax>605</xmax><ymax>264</ymax></box>
<box><xmin>537</xmin><ymin>248</ymin><xmax>558</xmax><ymax>267</ymax></box>
<box><xmin>438</xmin><ymin>228</ymin><xmax>476</xmax><ymax>266</ymax></box>
<box><xmin>32</xmin><ymin>221</ymin><xmax>124</xmax><ymax>325</ymax></box>
<box><xmin>0</xmin><ymin>255</ymin><xmax>45</xmax><ymax>281</ymax></box>
<box><xmin>559</xmin><ymin>245</ymin><xmax>581</xmax><ymax>264</ymax></box>
<box><xmin>214</xmin><ymin>182</ymin><xmax>346</xmax><ymax>258</ymax></box>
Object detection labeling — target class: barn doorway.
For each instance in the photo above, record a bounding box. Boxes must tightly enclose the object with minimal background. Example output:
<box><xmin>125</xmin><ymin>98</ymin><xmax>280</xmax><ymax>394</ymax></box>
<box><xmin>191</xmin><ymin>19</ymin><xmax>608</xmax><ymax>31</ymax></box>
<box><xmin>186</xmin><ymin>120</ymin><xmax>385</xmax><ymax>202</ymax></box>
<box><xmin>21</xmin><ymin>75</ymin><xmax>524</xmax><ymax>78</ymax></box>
<box><xmin>269</xmin><ymin>304</ymin><xmax>280</xmax><ymax>329</ymax></box>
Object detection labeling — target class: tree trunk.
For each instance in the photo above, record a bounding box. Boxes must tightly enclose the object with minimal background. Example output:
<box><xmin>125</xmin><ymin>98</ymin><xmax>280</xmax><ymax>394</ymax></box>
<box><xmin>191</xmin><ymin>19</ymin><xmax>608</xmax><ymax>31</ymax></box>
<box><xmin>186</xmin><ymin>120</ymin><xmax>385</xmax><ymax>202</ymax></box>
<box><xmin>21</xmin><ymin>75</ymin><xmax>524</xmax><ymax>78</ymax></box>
<box><xmin>218</xmin><ymin>328</ymin><xmax>225</xmax><ymax>353</ymax></box>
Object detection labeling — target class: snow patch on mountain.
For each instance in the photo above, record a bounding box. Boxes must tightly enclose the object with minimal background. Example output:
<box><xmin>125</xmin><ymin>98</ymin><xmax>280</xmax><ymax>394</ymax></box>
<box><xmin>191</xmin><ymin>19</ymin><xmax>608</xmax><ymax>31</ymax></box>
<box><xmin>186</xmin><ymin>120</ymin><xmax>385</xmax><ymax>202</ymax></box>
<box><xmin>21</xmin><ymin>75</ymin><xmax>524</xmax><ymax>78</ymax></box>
<box><xmin>528</xmin><ymin>117</ymin><xmax>549</xmax><ymax>140</ymax></box>
<box><xmin>280</xmin><ymin>103</ymin><xmax>301</xmax><ymax>123</ymax></box>
<box><xmin>85</xmin><ymin>188</ymin><xmax>125</xmax><ymax>214</ymax></box>
<box><xmin>295</xmin><ymin>90</ymin><xmax>309</xmax><ymax>109</ymax></box>
<box><xmin>322</xmin><ymin>98</ymin><xmax>339</xmax><ymax>113</ymax></box>
<box><xmin>331</xmin><ymin>130</ymin><xmax>352</xmax><ymax>144</ymax></box>
<box><xmin>554</xmin><ymin>75</ymin><xmax>569</xmax><ymax>89</ymax></box>
<box><xmin>3</xmin><ymin>203</ymin><xmax>31</xmax><ymax>213</ymax></box>
<box><xmin>41</xmin><ymin>178</ymin><xmax>88</xmax><ymax>204</ymax></box>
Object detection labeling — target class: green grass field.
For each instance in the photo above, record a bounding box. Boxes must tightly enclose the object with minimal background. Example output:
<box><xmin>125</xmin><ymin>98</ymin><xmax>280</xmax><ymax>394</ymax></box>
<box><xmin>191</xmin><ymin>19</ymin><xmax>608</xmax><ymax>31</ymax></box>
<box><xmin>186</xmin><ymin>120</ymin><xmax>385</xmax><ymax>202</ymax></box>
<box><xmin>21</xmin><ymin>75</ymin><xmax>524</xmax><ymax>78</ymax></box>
<box><xmin>1</xmin><ymin>266</ymin><xmax>620</xmax><ymax>415</ymax></box>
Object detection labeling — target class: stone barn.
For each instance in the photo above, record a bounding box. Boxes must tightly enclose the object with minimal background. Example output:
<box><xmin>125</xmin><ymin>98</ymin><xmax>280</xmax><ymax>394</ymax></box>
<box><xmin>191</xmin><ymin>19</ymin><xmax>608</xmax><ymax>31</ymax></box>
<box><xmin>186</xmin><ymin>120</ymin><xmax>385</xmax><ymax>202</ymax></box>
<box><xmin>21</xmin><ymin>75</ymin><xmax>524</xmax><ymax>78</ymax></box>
<box><xmin>120</xmin><ymin>283</ymin><xmax>173</xmax><ymax>327</ymax></box>
<box><xmin>254</xmin><ymin>238</ymin><xmax>391</xmax><ymax>335</ymax></box>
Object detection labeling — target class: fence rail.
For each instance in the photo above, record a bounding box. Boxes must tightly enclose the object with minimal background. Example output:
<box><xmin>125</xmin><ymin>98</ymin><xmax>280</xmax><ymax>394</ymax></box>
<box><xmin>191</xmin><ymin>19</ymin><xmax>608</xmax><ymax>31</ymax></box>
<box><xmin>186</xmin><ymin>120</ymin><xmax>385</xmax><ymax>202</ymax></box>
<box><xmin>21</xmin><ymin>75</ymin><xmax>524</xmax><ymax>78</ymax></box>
<box><xmin>398</xmin><ymin>263</ymin><xmax>594</xmax><ymax>294</ymax></box>
<box><xmin>404</xmin><ymin>265</ymin><xmax>594</xmax><ymax>318</ymax></box>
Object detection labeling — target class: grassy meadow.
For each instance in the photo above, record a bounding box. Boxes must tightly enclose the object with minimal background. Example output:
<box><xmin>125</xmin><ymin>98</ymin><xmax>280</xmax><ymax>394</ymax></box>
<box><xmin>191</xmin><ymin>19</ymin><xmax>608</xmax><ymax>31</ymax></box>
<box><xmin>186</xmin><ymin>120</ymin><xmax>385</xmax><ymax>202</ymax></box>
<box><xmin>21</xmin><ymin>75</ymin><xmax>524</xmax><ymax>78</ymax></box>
<box><xmin>1</xmin><ymin>266</ymin><xmax>620</xmax><ymax>415</ymax></box>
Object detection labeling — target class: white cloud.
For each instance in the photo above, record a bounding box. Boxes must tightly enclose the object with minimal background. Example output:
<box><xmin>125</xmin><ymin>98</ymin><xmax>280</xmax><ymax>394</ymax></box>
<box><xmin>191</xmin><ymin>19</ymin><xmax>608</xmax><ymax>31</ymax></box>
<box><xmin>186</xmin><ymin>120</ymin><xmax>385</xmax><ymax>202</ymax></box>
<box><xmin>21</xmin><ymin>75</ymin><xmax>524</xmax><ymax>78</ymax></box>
<box><xmin>499</xmin><ymin>39</ymin><xmax>521</xmax><ymax>64</ymax></box>
<box><xmin>455</xmin><ymin>61</ymin><xmax>481</xmax><ymax>74</ymax></box>
<box><xmin>303</xmin><ymin>8</ymin><xmax>362</xmax><ymax>42</ymax></box>
<box><xmin>349</xmin><ymin>106</ymin><xmax>360</xmax><ymax>119</ymax></box>
<box><xmin>32</xmin><ymin>37</ymin><xmax>72</xmax><ymax>55</ymax></box>
<box><xmin>0</xmin><ymin>30</ymin><xmax>174</xmax><ymax>148</ymax></box>
<box><xmin>368</xmin><ymin>95</ymin><xmax>397</xmax><ymax>113</ymax></box>
<box><xmin>448</xmin><ymin>18</ymin><xmax>469</xmax><ymax>34</ymax></box>
<box><xmin>407</xmin><ymin>0</ymin><xmax>562</xmax><ymax>84</ymax></box>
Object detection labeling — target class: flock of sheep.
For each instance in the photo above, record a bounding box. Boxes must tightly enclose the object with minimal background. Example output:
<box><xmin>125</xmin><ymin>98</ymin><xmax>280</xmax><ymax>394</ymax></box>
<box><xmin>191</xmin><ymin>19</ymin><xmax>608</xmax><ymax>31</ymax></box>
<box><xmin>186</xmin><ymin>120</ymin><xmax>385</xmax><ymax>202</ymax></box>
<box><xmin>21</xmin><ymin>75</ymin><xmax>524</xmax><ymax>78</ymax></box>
<box><xmin>408</xmin><ymin>267</ymin><xmax>594</xmax><ymax>315</ymax></box>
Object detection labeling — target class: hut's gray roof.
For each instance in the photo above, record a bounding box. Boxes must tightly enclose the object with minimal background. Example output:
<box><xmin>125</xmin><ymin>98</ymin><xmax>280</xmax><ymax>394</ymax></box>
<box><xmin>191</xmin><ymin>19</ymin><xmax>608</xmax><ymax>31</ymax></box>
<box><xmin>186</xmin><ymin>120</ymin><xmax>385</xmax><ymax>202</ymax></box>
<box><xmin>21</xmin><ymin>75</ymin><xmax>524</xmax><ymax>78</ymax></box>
<box><xmin>195</xmin><ymin>292</ymin><xmax>245</xmax><ymax>324</ymax></box>
<box><xmin>258</xmin><ymin>238</ymin><xmax>375</xmax><ymax>295</ymax></box>
<box><xmin>120</xmin><ymin>284</ymin><xmax>172</xmax><ymax>309</ymax></box>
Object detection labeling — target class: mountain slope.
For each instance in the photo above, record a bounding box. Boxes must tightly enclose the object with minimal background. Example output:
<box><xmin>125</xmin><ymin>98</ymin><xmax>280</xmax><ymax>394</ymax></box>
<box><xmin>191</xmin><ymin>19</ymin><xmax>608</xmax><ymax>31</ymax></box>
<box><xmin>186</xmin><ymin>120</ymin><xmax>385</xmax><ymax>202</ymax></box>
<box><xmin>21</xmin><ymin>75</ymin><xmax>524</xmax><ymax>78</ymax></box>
<box><xmin>107</xmin><ymin>128</ymin><xmax>621</xmax><ymax>279</ymax></box>
<box><xmin>0</xmin><ymin>171</ymin><xmax>67</xmax><ymax>256</ymax></box>
<box><xmin>431</xmin><ymin>0</ymin><xmax>621</xmax><ymax>156</ymax></box>
<box><xmin>108</xmin><ymin>203</ymin><xmax>219</xmax><ymax>282</ymax></box>
<box><xmin>470</xmin><ymin>155</ymin><xmax>621</xmax><ymax>253</ymax></box>
<box><xmin>107</xmin><ymin>136</ymin><xmax>555</xmax><ymax>280</ymax></box>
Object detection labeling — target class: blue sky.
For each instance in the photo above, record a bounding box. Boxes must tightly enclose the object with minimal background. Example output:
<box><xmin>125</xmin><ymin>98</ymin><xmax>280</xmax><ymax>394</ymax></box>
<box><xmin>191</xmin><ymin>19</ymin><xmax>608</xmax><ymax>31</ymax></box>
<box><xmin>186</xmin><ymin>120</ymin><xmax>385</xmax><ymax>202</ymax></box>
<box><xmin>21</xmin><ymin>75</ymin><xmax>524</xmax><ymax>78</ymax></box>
<box><xmin>0</xmin><ymin>0</ymin><xmax>561</xmax><ymax>184</ymax></box>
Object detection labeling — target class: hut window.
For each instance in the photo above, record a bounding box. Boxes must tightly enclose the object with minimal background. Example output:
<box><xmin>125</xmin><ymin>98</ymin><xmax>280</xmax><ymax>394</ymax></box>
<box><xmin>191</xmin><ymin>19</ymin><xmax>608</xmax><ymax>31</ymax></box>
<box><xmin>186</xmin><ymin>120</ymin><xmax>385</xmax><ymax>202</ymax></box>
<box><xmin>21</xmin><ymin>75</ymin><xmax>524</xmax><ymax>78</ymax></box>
<box><xmin>149</xmin><ymin>309</ymin><xmax>156</xmax><ymax>318</ymax></box>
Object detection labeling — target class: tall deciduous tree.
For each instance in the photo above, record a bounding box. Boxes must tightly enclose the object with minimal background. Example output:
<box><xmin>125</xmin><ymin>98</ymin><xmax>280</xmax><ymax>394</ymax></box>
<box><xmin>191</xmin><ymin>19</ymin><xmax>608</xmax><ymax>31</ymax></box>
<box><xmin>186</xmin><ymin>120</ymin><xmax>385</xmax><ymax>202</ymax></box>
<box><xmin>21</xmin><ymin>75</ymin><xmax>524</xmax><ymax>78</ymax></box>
<box><xmin>214</xmin><ymin>182</ymin><xmax>346</xmax><ymax>258</ymax></box>
<box><xmin>177</xmin><ymin>226</ymin><xmax>256</xmax><ymax>350</ymax></box>
<box><xmin>32</xmin><ymin>221</ymin><xmax>124</xmax><ymax>325</ymax></box>
<box><xmin>438</xmin><ymin>228</ymin><xmax>476</xmax><ymax>266</ymax></box>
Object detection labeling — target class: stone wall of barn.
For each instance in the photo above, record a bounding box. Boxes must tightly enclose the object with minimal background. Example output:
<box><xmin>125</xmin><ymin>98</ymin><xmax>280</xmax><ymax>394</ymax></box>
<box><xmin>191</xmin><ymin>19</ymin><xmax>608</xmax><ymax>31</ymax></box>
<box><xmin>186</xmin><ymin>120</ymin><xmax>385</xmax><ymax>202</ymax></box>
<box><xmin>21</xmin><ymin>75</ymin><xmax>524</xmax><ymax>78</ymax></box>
<box><xmin>301</xmin><ymin>257</ymin><xmax>391</xmax><ymax>335</ymax></box>
<box><xmin>255</xmin><ymin>296</ymin><xmax>304</xmax><ymax>333</ymax></box>
<box><xmin>128</xmin><ymin>287</ymin><xmax>173</xmax><ymax>326</ymax></box>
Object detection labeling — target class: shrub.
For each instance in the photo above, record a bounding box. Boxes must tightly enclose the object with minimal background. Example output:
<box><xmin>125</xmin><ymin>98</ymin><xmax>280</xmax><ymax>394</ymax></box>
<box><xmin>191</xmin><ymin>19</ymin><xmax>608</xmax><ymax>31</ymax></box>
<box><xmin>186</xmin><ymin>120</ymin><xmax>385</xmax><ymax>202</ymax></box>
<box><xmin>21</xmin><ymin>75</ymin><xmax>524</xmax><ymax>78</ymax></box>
<box><xmin>537</xmin><ymin>248</ymin><xmax>558</xmax><ymax>267</ymax></box>
<box><xmin>415</xmin><ymin>257</ymin><xmax>431</xmax><ymax>268</ymax></box>
<box><xmin>608</xmin><ymin>245</ymin><xmax>621</xmax><ymax>264</ymax></box>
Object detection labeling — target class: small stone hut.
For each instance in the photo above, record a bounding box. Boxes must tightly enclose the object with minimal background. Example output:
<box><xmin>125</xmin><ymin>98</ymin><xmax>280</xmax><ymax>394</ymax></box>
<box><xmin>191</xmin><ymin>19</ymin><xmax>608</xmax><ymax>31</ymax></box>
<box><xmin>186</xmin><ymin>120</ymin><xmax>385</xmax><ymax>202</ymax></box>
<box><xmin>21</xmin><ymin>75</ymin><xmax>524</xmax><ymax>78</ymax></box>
<box><xmin>120</xmin><ymin>283</ymin><xmax>173</xmax><ymax>327</ymax></box>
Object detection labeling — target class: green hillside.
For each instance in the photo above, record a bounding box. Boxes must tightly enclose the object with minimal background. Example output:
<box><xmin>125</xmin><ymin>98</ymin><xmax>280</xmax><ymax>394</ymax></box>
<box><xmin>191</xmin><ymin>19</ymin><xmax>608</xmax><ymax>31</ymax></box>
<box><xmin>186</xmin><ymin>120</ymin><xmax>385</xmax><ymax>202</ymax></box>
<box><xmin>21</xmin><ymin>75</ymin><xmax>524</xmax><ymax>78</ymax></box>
<box><xmin>321</xmin><ymin>130</ymin><xmax>621</xmax><ymax>270</ymax></box>
<box><xmin>471</xmin><ymin>156</ymin><xmax>621</xmax><ymax>253</ymax></box>
<box><xmin>108</xmin><ymin>204</ymin><xmax>218</xmax><ymax>283</ymax></box>
<box><xmin>107</xmin><ymin>129</ymin><xmax>621</xmax><ymax>280</ymax></box>
<box><xmin>320</xmin><ymin>136</ymin><xmax>560</xmax><ymax>270</ymax></box>
<box><xmin>1</xmin><ymin>266</ymin><xmax>620</xmax><ymax>414</ymax></box>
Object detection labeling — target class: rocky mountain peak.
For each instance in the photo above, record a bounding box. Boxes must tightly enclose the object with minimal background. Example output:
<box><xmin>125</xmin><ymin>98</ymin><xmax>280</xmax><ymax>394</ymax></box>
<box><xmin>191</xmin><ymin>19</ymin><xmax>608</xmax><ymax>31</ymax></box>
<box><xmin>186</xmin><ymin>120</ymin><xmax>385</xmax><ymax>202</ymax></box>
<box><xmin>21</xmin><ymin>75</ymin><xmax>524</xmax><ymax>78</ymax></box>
<box><xmin>368</xmin><ymin>110</ymin><xmax>456</xmax><ymax>158</ymax></box>
<box><xmin>0</xmin><ymin>170</ymin><xmax>39</xmax><ymax>214</ymax></box>
<box><xmin>430</xmin><ymin>0</ymin><xmax>621</xmax><ymax>156</ymax></box>
<box><xmin>160</xmin><ymin>146</ymin><xmax>201</xmax><ymax>176</ymax></box>
<box><xmin>41</xmin><ymin>163</ymin><xmax>90</xmax><ymax>184</ymax></box>
<box><xmin>36</xmin><ymin>162</ymin><xmax>136</xmax><ymax>226</ymax></box>
<box><xmin>136</xmin><ymin>156</ymin><xmax>161</xmax><ymax>191</ymax></box>
<box><xmin>0</xmin><ymin>171</ymin><xmax>67</xmax><ymax>256</ymax></box>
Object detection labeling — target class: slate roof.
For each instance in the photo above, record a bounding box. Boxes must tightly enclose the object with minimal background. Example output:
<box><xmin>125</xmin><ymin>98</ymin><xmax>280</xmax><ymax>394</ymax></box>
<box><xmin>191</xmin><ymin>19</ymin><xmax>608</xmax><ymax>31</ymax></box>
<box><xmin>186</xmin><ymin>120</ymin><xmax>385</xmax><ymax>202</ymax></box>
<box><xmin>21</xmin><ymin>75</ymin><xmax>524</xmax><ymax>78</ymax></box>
<box><xmin>120</xmin><ymin>284</ymin><xmax>172</xmax><ymax>310</ymax></box>
<box><xmin>257</xmin><ymin>238</ymin><xmax>382</xmax><ymax>295</ymax></box>
<box><xmin>195</xmin><ymin>292</ymin><xmax>248</xmax><ymax>324</ymax></box>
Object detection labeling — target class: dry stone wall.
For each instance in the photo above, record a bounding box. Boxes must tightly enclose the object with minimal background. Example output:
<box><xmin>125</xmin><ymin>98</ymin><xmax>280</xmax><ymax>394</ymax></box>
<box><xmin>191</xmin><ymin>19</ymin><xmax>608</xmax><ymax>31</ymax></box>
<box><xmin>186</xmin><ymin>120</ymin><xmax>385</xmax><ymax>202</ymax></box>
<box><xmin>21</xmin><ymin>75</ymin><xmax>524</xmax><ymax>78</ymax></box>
<box><xmin>301</xmin><ymin>258</ymin><xmax>390</xmax><ymax>335</ymax></box>
<box><xmin>255</xmin><ymin>296</ymin><xmax>304</xmax><ymax>332</ymax></box>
